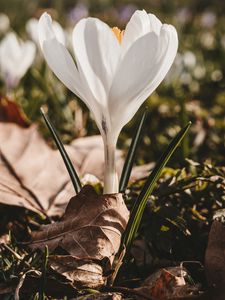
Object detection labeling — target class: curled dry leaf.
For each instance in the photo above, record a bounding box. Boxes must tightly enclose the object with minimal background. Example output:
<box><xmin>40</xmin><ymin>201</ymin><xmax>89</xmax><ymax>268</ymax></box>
<box><xmin>0</xmin><ymin>122</ymin><xmax>150</xmax><ymax>217</ymax></box>
<box><xmin>28</xmin><ymin>185</ymin><xmax>129</xmax><ymax>288</ymax></box>
<box><xmin>0</xmin><ymin>96</ymin><xmax>29</xmax><ymax>127</ymax></box>
<box><xmin>135</xmin><ymin>267</ymin><xmax>203</xmax><ymax>300</ymax></box>
<box><xmin>49</xmin><ymin>255</ymin><xmax>105</xmax><ymax>288</ymax></box>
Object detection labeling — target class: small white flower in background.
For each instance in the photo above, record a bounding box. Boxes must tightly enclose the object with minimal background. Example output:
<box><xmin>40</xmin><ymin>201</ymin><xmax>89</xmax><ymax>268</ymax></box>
<box><xmin>183</xmin><ymin>51</ymin><xmax>196</xmax><ymax>69</ymax></box>
<box><xmin>26</xmin><ymin>18</ymin><xmax>65</xmax><ymax>47</ymax></box>
<box><xmin>200</xmin><ymin>32</ymin><xmax>215</xmax><ymax>50</ymax></box>
<box><xmin>165</xmin><ymin>51</ymin><xmax>197</xmax><ymax>85</ymax></box>
<box><xmin>38</xmin><ymin>10</ymin><xmax>178</xmax><ymax>193</ymax></box>
<box><xmin>0</xmin><ymin>32</ymin><xmax>36</xmax><ymax>90</ymax></box>
<box><xmin>0</xmin><ymin>13</ymin><xmax>10</xmax><ymax>34</ymax></box>
<box><xmin>193</xmin><ymin>66</ymin><xmax>206</xmax><ymax>80</ymax></box>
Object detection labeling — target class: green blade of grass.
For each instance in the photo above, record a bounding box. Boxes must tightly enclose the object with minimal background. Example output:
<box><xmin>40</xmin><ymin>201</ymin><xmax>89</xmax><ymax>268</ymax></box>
<box><xmin>40</xmin><ymin>107</ymin><xmax>82</xmax><ymax>194</ymax></box>
<box><xmin>122</xmin><ymin>121</ymin><xmax>192</xmax><ymax>251</ymax></box>
<box><xmin>119</xmin><ymin>109</ymin><xmax>148</xmax><ymax>193</ymax></box>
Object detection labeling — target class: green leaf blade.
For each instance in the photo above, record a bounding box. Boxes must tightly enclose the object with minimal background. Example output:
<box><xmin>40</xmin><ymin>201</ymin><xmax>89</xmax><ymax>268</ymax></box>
<box><xmin>40</xmin><ymin>107</ymin><xmax>82</xmax><ymax>194</ymax></box>
<box><xmin>119</xmin><ymin>109</ymin><xmax>148</xmax><ymax>193</ymax></box>
<box><xmin>123</xmin><ymin>121</ymin><xmax>192</xmax><ymax>251</ymax></box>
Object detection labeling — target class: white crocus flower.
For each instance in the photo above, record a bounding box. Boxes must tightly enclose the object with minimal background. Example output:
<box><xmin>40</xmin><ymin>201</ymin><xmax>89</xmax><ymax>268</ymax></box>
<box><xmin>0</xmin><ymin>32</ymin><xmax>36</xmax><ymax>90</ymax></box>
<box><xmin>0</xmin><ymin>13</ymin><xmax>10</xmax><ymax>34</ymax></box>
<box><xmin>26</xmin><ymin>18</ymin><xmax>65</xmax><ymax>47</ymax></box>
<box><xmin>38</xmin><ymin>10</ymin><xmax>178</xmax><ymax>194</ymax></box>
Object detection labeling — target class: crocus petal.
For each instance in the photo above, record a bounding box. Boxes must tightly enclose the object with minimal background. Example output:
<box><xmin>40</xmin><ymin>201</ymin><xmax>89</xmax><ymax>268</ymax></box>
<box><xmin>16</xmin><ymin>41</ymin><xmax>36</xmax><ymax>79</ymax></box>
<box><xmin>26</xmin><ymin>18</ymin><xmax>41</xmax><ymax>45</ymax></box>
<box><xmin>122</xmin><ymin>10</ymin><xmax>162</xmax><ymax>54</ymax></box>
<box><xmin>28</xmin><ymin>18</ymin><xmax>65</xmax><ymax>46</ymax></box>
<box><xmin>38</xmin><ymin>13</ymin><xmax>104</xmax><ymax>130</ymax></box>
<box><xmin>38</xmin><ymin>13</ymin><xmax>84</xmax><ymax>98</ymax></box>
<box><xmin>52</xmin><ymin>21</ymin><xmax>66</xmax><ymax>45</ymax></box>
<box><xmin>0</xmin><ymin>32</ymin><xmax>36</xmax><ymax>88</ymax></box>
<box><xmin>0</xmin><ymin>13</ymin><xmax>10</xmax><ymax>34</ymax></box>
<box><xmin>109</xmin><ymin>24</ymin><xmax>178</xmax><ymax>133</ymax></box>
<box><xmin>0</xmin><ymin>33</ymin><xmax>17</xmax><ymax>78</ymax></box>
<box><xmin>2</xmin><ymin>32</ymin><xmax>21</xmax><ymax>60</ymax></box>
<box><xmin>73</xmin><ymin>17</ymin><xmax>120</xmax><ymax>106</ymax></box>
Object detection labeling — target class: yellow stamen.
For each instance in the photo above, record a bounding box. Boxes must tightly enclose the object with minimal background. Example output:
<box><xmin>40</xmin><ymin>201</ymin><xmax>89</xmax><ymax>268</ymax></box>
<box><xmin>112</xmin><ymin>27</ymin><xmax>124</xmax><ymax>44</ymax></box>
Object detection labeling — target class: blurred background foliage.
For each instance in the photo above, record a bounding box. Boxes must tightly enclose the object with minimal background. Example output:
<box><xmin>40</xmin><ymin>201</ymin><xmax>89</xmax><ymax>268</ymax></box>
<box><xmin>0</xmin><ymin>0</ymin><xmax>224</xmax><ymax>166</ymax></box>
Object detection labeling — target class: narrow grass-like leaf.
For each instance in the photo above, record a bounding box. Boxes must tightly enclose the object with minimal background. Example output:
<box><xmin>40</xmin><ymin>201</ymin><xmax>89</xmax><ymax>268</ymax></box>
<box><xmin>119</xmin><ymin>109</ymin><xmax>148</xmax><ymax>193</ymax></box>
<box><xmin>122</xmin><ymin>122</ymin><xmax>192</xmax><ymax>251</ymax></box>
<box><xmin>40</xmin><ymin>107</ymin><xmax>81</xmax><ymax>194</ymax></box>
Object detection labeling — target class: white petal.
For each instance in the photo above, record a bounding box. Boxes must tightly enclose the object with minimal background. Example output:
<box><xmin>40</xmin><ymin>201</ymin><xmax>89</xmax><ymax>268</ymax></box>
<box><xmin>39</xmin><ymin>13</ymin><xmax>57</xmax><ymax>49</ymax></box>
<box><xmin>0</xmin><ymin>32</ymin><xmax>36</xmax><ymax>87</ymax></box>
<box><xmin>27</xmin><ymin>18</ymin><xmax>65</xmax><ymax>46</ymax></box>
<box><xmin>122</xmin><ymin>10</ymin><xmax>162</xmax><ymax>54</ymax></box>
<box><xmin>0</xmin><ymin>13</ymin><xmax>10</xmax><ymax>34</ymax></box>
<box><xmin>52</xmin><ymin>21</ymin><xmax>66</xmax><ymax>45</ymax></box>
<box><xmin>109</xmin><ymin>25</ymin><xmax>178</xmax><ymax>133</ymax></box>
<box><xmin>1</xmin><ymin>32</ymin><xmax>21</xmax><ymax>60</ymax></box>
<box><xmin>39</xmin><ymin>13</ymin><xmax>82</xmax><ymax>96</ymax></box>
<box><xmin>26</xmin><ymin>18</ymin><xmax>39</xmax><ymax>44</ymax></box>
<box><xmin>38</xmin><ymin>13</ymin><xmax>103</xmax><ymax>129</ymax></box>
<box><xmin>16</xmin><ymin>41</ymin><xmax>36</xmax><ymax>79</ymax></box>
<box><xmin>73</xmin><ymin>17</ymin><xmax>120</xmax><ymax>106</ymax></box>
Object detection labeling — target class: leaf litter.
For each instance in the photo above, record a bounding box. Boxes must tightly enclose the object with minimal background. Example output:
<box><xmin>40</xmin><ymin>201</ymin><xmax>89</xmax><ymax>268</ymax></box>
<box><xmin>28</xmin><ymin>185</ymin><xmax>129</xmax><ymax>288</ymax></box>
<box><xmin>0</xmin><ymin>101</ymin><xmax>223</xmax><ymax>299</ymax></box>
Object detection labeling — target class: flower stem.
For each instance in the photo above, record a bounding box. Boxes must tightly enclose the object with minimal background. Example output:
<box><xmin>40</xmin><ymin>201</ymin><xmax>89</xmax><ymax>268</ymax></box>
<box><xmin>103</xmin><ymin>139</ymin><xmax>118</xmax><ymax>194</ymax></box>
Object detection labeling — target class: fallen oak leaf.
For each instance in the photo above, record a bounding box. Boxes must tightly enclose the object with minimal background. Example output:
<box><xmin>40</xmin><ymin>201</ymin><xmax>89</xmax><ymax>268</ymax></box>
<box><xmin>28</xmin><ymin>185</ymin><xmax>129</xmax><ymax>288</ymax></box>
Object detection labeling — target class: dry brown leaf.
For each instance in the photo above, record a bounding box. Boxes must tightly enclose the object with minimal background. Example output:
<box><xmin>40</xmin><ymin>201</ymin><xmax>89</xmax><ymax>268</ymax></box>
<box><xmin>0</xmin><ymin>96</ymin><xmax>29</xmax><ymax>127</ymax></box>
<box><xmin>135</xmin><ymin>267</ymin><xmax>203</xmax><ymax>300</ymax></box>
<box><xmin>0</xmin><ymin>123</ymin><xmax>81</xmax><ymax>216</ymax></box>
<box><xmin>49</xmin><ymin>255</ymin><xmax>106</xmax><ymax>288</ymax></box>
<box><xmin>28</xmin><ymin>185</ymin><xmax>129</xmax><ymax>287</ymax></box>
<box><xmin>0</xmin><ymin>122</ymin><xmax>150</xmax><ymax>217</ymax></box>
